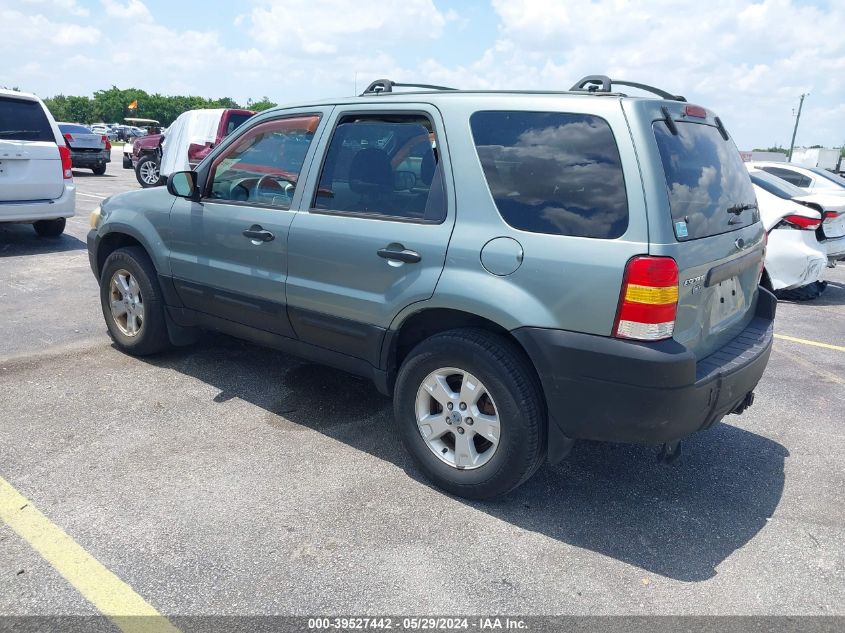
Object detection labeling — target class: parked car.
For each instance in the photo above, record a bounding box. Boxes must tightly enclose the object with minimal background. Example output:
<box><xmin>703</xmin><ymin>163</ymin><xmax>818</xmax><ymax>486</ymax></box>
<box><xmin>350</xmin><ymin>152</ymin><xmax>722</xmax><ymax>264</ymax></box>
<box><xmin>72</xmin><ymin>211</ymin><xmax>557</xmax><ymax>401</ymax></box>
<box><xmin>750</xmin><ymin>161</ymin><xmax>845</xmax><ymax>196</ymax></box>
<box><xmin>58</xmin><ymin>123</ymin><xmax>111</xmax><ymax>175</ymax></box>
<box><xmin>159</xmin><ymin>108</ymin><xmax>255</xmax><ymax>179</ymax></box>
<box><xmin>747</xmin><ymin>170</ymin><xmax>828</xmax><ymax>298</ymax></box>
<box><xmin>89</xmin><ymin>123</ymin><xmax>116</xmax><ymax>141</ymax></box>
<box><xmin>87</xmin><ymin>76</ymin><xmax>775</xmax><ymax>498</ymax></box>
<box><xmin>126</xmin><ymin>108</ymin><xmax>255</xmax><ymax>188</ymax></box>
<box><xmin>0</xmin><ymin>88</ymin><xmax>75</xmax><ymax>236</ymax></box>
<box><xmin>749</xmin><ymin>168</ymin><xmax>845</xmax><ymax>267</ymax></box>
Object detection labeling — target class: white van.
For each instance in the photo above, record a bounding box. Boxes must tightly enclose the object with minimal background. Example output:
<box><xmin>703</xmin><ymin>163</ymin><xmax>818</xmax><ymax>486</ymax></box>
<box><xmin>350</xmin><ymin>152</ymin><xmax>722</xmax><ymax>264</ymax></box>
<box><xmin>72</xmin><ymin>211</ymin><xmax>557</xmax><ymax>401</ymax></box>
<box><xmin>0</xmin><ymin>88</ymin><xmax>75</xmax><ymax>236</ymax></box>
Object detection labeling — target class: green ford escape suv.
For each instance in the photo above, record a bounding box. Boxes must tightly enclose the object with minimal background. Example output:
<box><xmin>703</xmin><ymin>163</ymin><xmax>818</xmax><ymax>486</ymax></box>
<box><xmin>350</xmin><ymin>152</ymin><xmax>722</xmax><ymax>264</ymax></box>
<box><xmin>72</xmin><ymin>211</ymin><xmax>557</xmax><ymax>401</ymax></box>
<box><xmin>87</xmin><ymin>76</ymin><xmax>775</xmax><ymax>499</ymax></box>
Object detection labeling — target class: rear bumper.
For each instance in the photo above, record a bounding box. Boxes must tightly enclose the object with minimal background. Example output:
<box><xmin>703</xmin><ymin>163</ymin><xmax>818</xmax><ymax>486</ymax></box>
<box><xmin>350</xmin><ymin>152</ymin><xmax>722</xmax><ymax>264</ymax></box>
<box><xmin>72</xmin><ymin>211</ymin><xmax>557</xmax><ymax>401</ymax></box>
<box><xmin>0</xmin><ymin>183</ymin><xmax>76</xmax><ymax>222</ymax></box>
<box><xmin>70</xmin><ymin>149</ymin><xmax>110</xmax><ymax>167</ymax></box>
<box><xmin>513</xmin><ymin>288</ymin><xmax>776</xmax><ymax>450</ymax></box>
<box><xmin>823</xmin><ymin>235</ymin><xmax>845</xmax><ymax>264</ymax></box>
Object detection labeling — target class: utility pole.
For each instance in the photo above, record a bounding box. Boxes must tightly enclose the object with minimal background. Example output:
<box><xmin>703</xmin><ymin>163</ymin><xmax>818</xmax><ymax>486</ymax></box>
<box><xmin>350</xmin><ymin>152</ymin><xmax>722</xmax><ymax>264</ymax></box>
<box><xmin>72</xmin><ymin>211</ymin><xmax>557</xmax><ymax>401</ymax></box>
<box><xmin>787</xmin><ymin>93</ymin><xmax>807</xmax><ymax>162</ymax></box>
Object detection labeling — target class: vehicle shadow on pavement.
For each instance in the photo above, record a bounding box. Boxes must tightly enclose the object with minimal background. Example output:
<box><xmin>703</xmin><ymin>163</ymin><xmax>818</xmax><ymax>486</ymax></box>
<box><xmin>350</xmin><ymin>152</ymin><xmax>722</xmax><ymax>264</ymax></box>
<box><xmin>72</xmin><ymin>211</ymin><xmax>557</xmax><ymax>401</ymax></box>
<box><xmin>71</xmin><ymin>170</ymin><xmax>118</xmax><ymax>178</ymax></box>
<box><xmin>140</xmin><ymin>334</ymin><xmax>787</xmax><ymax>584</ymax></box>
<box><xmin>0</xmin><ymin>224</ymin><xmax>86</xmax><ymax>257</ymax></box>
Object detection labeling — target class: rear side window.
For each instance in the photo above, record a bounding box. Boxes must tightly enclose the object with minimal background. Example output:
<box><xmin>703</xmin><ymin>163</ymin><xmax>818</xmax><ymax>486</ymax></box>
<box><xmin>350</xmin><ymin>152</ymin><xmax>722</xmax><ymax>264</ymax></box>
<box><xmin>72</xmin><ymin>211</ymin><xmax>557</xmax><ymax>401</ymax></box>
<box><xmin>749</xmin><ymin>171</ymin><xmax>804</xmax><ymax>200</ymax></box>
<box><xmin>759</xmin><ymin>166</ymin><xmax>811</xmax><ymax>188</ymax></box>
<box><xmin>224</xmin><ymin>113</ymin><xmax>253</xmax><ymax>136</ymax></box>
<box><xmin>0</xmin><ymin>96</ymin><xmax>54</xmax><ymax>142</ymax></box>
<box><xmin>470</xmin><ymin>111</ymin><xmax>628</xmax><ymax>239</ymax></box>
<box><xmin>654</xmin><ymin>121</ymin><xmax>757</xmax><ymax>240</ymax></box>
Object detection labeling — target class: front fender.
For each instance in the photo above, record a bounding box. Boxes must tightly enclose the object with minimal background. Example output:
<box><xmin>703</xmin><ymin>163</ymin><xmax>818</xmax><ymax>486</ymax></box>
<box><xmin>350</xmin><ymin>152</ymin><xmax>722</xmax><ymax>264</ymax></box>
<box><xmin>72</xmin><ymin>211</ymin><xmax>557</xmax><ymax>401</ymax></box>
<box><xmin>94</xmin><ymin>188</ymin><xmax>175</xmax><ymax>276</ymax></box>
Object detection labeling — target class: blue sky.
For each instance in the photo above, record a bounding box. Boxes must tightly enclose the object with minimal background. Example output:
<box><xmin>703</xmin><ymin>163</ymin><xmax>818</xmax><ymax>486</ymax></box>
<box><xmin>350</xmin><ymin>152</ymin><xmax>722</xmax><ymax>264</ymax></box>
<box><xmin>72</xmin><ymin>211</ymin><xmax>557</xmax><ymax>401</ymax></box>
<box><xmin>2</xmin><ymin>0</ymin><xmax>843</xmax><ymax>151</ymax></box>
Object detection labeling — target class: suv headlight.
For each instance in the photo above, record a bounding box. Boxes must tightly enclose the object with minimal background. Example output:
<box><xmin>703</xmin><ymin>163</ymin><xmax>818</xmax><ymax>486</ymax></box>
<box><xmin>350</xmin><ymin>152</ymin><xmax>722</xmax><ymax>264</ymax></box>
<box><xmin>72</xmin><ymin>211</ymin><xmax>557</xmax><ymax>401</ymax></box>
<box><xmin>89</xmin><ymin>204</ymin><xmax>102</xmax><ymax>229</ymax></box>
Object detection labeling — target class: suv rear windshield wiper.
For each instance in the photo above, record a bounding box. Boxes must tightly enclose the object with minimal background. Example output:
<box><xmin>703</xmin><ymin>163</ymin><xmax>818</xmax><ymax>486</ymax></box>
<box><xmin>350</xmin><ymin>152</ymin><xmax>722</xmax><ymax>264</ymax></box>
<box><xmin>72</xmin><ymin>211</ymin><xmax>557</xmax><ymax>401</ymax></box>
<box><xmin>726</xmin><ymin>202</ymin><xmax>757</xmax><ymax>215</ymax></box>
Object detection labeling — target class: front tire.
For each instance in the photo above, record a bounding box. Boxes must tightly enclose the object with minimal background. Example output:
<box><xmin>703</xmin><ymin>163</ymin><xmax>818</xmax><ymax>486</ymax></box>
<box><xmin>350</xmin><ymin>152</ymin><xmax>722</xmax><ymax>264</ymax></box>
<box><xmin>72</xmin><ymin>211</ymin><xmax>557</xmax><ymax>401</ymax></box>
<box><xmin>99</xmin><ymin>246</ymin><xmax>170</xmax><ymax>356</ymax></box>
<box><xmin>33</xmin><ymin>218</ymin><xmax>66</xmax><ymax>237</ymax></box>
<box><xmin>135</xmin><ymin>154</ymin><xmax>163</xmax><ymax>188</ymax></box>
<box><xmin>394</xmin><ymin>328</ymin><xmax>546</xmax><ymax>499</ymax></box>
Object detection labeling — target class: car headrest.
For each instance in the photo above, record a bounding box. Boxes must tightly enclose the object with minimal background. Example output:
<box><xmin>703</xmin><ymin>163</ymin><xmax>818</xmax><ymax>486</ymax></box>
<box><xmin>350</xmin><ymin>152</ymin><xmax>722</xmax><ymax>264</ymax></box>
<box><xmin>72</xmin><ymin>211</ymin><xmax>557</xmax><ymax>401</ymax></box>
<box><xmin>349</xmin><ymin>148</ymin><xmax>392</xmax><ymax>195</ymax></box>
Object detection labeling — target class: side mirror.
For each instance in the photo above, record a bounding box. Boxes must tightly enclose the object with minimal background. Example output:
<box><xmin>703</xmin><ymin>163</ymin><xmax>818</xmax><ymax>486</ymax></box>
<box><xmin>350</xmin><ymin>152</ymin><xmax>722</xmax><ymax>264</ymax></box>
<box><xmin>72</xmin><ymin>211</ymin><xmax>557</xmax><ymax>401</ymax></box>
<box><xmin>167</xmin><ymin>171</ymin><xmax>199</xmax><ymax>200</ymax></box>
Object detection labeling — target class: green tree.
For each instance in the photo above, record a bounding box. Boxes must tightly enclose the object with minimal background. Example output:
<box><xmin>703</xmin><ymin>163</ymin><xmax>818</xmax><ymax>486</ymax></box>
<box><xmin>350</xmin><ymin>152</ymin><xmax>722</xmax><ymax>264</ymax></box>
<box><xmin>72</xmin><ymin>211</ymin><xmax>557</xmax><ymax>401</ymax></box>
<box><xmin>246</xmin><ymin>96</ymin><xmax>277</xmax><ymax>111</ymax></box>
<box><xmin>40</xmin><ymin>86</ymin><xmax>248</xmax><ymax>126</ymax></box>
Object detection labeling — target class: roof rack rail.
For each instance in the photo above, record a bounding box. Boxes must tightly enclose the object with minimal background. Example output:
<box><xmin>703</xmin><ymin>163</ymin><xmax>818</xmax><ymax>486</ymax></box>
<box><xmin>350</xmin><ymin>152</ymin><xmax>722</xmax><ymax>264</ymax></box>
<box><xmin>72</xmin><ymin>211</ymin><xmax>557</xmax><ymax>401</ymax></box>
<box><xmin>569</xmin><ymin>75</ymin><xmax>687</xmax><ymax>102</ymax></box>
<box><xmin>361</xmin><ymin>78</ymin><xmax>458</xmax><ymax>96</ymax></box>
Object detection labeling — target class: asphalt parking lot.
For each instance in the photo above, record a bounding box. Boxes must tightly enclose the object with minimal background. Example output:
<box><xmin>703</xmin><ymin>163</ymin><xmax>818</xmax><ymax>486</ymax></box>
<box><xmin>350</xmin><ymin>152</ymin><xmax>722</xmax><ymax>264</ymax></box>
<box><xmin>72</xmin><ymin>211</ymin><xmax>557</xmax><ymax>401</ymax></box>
<box><xmin>1</xmin><ymin>149</ymin><xmax>843</xmax><ymax>622</ymax></box>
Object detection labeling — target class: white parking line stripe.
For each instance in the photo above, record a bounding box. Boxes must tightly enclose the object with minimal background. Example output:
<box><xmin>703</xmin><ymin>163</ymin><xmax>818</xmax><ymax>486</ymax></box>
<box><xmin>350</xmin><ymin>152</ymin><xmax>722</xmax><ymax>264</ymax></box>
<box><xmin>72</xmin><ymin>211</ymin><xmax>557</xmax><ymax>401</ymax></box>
<box><xmin>76</xmin><ymin>192</ymin><xmax>106</xmax><ymax>199</ymax></box>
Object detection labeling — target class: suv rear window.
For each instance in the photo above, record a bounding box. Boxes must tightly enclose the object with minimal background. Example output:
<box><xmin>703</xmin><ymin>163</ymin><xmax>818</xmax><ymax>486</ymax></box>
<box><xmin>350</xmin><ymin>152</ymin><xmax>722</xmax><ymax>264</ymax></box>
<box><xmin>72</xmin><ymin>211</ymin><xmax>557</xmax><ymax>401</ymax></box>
<box><xmin>470</xmin><ymin>111</ymin><xmax>628</xmax><ymax>239</ymax></box>
<box><xmin>654</xmin><ymin>121</ymin><xmax>757</xmax><ymax>240</ymax></box>
<box><xmin>0</xmin><ymin>96</ymin><xmax>54</xmax><ymax>142</ymax></box>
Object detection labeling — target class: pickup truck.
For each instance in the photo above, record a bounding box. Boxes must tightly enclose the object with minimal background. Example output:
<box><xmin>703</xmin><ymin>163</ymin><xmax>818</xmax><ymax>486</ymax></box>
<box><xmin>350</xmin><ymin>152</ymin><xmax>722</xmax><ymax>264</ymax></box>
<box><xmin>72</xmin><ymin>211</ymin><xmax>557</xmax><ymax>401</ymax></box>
<box><xmin>124</xmin><ymin>108</ymin><xmax>254</xmax><ymax>188</ymax></box>
<box><xmin>58</xmin><ymin>123</ymin><xmax>111</xmax><ymax>175</ymax></box>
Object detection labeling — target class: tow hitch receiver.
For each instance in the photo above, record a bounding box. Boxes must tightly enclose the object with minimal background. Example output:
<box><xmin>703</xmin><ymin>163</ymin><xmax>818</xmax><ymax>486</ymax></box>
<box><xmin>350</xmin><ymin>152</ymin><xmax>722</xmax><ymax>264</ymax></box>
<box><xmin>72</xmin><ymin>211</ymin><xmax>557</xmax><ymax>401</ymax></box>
<box><xmin>731</xmin><ymin>391</ymin><xmax>756</xmax><ymax>416</ymax></box>
<box><xmin>657</xmin><ymin>440</ymin><xmax>682</xmax><ymax>464</ymax></box>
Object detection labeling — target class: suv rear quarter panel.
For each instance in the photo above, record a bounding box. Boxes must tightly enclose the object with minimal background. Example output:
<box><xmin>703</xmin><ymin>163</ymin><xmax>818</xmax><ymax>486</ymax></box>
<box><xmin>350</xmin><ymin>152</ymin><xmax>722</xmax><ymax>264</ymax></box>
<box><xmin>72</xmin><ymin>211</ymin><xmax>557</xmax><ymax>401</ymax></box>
<box><xmin>393</xmin><ymin>94</ymin><xmax>649</xmax><ymax>335</ymax></box>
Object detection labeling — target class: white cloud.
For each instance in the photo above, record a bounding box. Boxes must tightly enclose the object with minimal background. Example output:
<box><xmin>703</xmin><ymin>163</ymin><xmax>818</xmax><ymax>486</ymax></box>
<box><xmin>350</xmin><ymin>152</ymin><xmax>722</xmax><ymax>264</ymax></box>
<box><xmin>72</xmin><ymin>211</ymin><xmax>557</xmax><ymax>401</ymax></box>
<box><xmin>101</xmin><ymin>0</ymin><xmax>152</xmax><ymax>22</ymax></box>
<box><xmin>0</xmin><ymin>0</ymin><xmax>842</xmax><ymax>149</ymax></box>
<box><xmin>22</xmin><ymin>0</ymin><xmax>89</xmax><ymax>17</ymax></box>
<box><xmin>241</xmin><ymin>0</ymin><xmax>450</xmax><ymax>55</ymax></box>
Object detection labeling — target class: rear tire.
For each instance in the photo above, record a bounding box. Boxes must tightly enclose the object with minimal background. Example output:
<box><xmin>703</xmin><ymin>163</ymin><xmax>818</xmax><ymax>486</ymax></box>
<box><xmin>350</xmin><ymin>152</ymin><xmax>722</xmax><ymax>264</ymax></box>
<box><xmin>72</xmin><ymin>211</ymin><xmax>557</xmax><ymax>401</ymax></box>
<box><xmin>394</xmin><ymin>328</ymin><xmax>546</xmax><ymax>499</ymax></box>
<box><xmin>92</xmin><ymin>165</ymin><xmax>107</xmax><ymax>175</ymax></box>
<box><xmin>135</xmin><ymin>154</ymin><xmax>163</xmax><ymax>188</ymax></box>
<box><xmin>99</xmin><ymin>246</ymin><xmax>170</xmax><ymax>356</ymax></box>
<box><xmin>33</xmin><ymin>218</ymin><xmax>66</xmax><ymax>237</ymax></box>
<box><xmin>122</xmin><ymin>155</ymin><xmax>132</xmax><ymax>169</ymax></box>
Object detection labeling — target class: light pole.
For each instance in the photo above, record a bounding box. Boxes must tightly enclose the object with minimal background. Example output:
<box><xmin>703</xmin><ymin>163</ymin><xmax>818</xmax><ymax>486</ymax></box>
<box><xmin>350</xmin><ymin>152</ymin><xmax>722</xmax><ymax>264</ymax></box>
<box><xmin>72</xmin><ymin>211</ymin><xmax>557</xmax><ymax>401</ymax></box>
<box><xmin>787</xmin><ymin>93</ymin><xmax>807</xmax><ymax>162</ymax></box>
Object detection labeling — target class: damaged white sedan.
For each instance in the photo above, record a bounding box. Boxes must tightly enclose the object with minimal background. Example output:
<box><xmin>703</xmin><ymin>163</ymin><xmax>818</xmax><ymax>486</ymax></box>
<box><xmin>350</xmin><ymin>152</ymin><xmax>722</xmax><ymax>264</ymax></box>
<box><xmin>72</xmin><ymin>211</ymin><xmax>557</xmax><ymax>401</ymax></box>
<box><xmin>748</xmin><ymin>169</ymin><xmax>827</xmax><ymax>297</ymax></box>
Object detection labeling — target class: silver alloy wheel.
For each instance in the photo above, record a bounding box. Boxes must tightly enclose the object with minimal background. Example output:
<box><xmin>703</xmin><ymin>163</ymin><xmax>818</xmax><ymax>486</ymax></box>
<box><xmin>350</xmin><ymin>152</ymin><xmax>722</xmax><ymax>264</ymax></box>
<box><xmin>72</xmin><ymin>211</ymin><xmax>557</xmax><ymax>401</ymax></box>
<box><xmin>108</xmin><ymin>269</ymin><xmax>144</xmax><ymax>337</ymax></box>
<box><xmin>139</xmin><ymin>159</ymin><xmax>159</xmax><ymax>184</ymax></box>
<box><xmin>415</xmin><ymin>367</ymin><xmax>501</xmax><ymax>470</ymax></box>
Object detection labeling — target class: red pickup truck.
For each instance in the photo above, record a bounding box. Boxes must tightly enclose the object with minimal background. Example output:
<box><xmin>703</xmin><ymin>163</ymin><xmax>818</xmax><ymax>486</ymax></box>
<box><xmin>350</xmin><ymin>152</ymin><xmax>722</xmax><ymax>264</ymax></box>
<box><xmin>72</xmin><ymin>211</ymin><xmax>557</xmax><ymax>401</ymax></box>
<box><xmin>125</xmin><ymin>108</ymin><xmax>254</xmax><ymax>188</ymax></box>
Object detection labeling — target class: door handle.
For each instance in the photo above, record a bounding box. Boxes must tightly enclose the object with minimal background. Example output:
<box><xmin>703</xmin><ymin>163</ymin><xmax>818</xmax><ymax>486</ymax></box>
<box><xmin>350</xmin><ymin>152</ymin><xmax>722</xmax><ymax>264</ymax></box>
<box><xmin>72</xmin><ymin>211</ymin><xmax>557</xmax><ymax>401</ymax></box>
<box><xmin>377</xmin><ymin>246</ymin><xmax>421</xmax><ymax>264</ymax></box>
<box><xmin>243</xmin><ymin>225</ymin><xmax>275</xmax><ymax>242</ymax></box>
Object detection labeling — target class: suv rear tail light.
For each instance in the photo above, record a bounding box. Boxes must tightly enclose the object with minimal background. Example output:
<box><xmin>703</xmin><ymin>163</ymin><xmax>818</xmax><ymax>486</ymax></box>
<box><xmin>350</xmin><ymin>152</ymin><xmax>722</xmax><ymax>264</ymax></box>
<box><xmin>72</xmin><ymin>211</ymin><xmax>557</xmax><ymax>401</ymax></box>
<box><xmin>102</xmin><ymin>134</ymin><xmax>111</xmax><ymax>151</ymax></box>
<box><xmin>59</xmin><ymin>144</ymin><xmax>73</xmax><ymax>179</ymax></box>
<box><xmin>783</xmin><ymin>214</ymin><xmax>821</xmax><ymax>230</ymax></box>
<box><xmin>613</xmin><ymin>256</ymin><xmax>679</xmax><ymax>341</ymax></box>
<box><xmin>63</xmin><ymin>132</ymin><xmax>73</xmax><ymax>144</ymax></box>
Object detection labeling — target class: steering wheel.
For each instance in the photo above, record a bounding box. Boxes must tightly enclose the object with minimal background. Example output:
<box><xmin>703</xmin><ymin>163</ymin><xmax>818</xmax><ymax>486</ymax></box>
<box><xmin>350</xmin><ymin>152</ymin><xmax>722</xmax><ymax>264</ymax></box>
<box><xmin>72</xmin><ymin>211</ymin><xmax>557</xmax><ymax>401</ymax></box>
<box><xmin>253</xmin><ymin>174</ymin><xmax>294</xmax><ymax>204</ymax></box>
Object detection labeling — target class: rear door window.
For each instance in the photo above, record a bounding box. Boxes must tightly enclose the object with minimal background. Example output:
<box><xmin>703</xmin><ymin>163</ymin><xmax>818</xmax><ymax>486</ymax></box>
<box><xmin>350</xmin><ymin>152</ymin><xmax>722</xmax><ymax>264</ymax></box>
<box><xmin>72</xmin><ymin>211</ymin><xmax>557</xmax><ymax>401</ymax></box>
<box><xmin>760</xmin><ymin>166</ymin><xmax>812</xmax><ymax>188</ymax></box>
<box><xmin>470</xmin><ymin>111</ymin><xmax>628</xmax><ymax>238</ymax></box>
<box><xmin>748</xmin><ymin>171</ymin><xmax>805</xmax><ymax>199</ymax></box>
<box><xmin>653</xmin><ymin>121</ymin><xmax>757</xmax><ymax>240</ymax></box>
<box><xmin>0</xmin><ymin>96</ymin><xmax>54</xmax><ymax>142</ymax></box>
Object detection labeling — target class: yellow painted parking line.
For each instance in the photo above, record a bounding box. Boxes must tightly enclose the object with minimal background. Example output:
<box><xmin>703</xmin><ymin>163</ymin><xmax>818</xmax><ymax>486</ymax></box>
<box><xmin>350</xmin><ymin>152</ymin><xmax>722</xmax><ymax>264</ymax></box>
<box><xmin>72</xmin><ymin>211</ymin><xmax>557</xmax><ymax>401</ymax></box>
<box><xmin>0</xmin><ymin>476</ymin><xmax>180</xmax><ymax>633</ymax></box>
<box><xmin>774</xmin><ymin>334</ymin><xmax>845</xmax><ymax>353</ymax></box>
